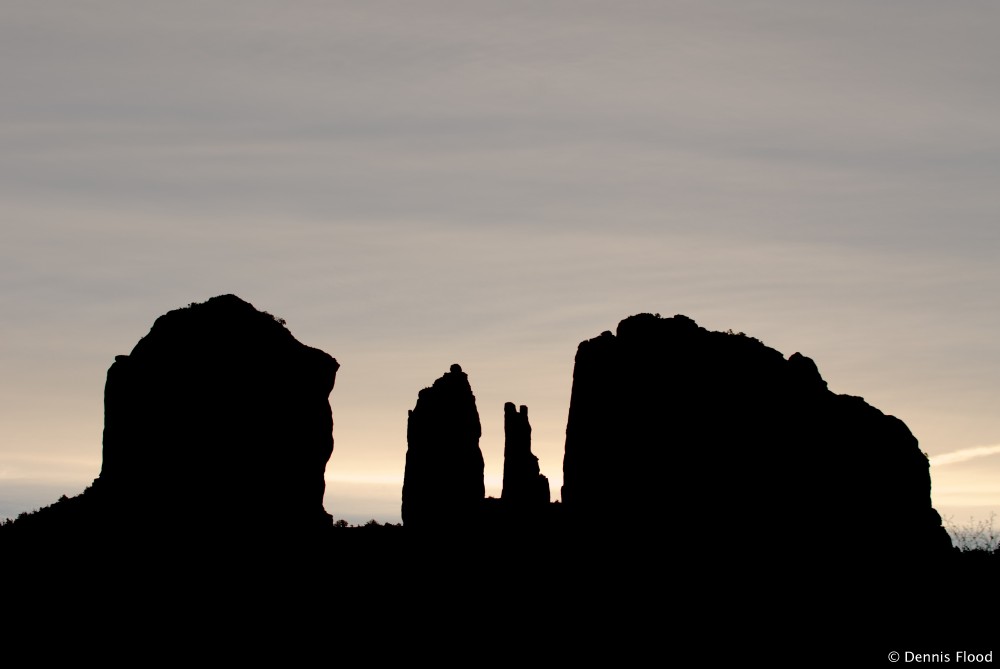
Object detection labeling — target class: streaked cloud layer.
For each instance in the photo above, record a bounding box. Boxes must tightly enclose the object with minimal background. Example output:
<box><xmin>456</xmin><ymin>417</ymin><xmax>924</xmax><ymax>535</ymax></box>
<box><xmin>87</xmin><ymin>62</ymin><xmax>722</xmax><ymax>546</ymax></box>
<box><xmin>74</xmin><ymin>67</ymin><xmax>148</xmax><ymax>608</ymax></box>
<box><xmin>931</xmin><ymin>445</ymin><xmax>1000</xmax><ymax>468</ymax></box>
<box><xmin>2</xmin><ymin>2</ymin><xmax>999</xmax><ymax>524</ymax></box>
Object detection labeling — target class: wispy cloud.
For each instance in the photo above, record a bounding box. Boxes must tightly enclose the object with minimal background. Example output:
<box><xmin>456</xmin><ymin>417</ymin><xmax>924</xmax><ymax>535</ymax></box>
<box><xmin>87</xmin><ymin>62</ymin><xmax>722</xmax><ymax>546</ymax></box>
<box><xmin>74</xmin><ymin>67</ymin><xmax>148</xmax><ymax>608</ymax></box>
<box><xmin>930</xmin><ymin>445</ymin><xmax>1000</xmax><ymax>467</ymax></box>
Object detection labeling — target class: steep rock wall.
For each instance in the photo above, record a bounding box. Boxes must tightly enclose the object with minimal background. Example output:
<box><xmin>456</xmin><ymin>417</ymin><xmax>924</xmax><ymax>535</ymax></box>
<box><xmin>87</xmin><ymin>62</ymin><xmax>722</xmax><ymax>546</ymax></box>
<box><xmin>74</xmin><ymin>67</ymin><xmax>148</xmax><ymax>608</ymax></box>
<box><xmin>402</xmin><ymin>364</ymin><xmax>485</xmax><ymax>528</ymax></box>
<box><xmin>561</xmin><ymin>313</ymin><xmax>951</xmax><ymax>560</ymax></box>
<box><xmin>97</xmin><ymin>294</ymin><xmax>339</xmax><ymax>534</ymax></box>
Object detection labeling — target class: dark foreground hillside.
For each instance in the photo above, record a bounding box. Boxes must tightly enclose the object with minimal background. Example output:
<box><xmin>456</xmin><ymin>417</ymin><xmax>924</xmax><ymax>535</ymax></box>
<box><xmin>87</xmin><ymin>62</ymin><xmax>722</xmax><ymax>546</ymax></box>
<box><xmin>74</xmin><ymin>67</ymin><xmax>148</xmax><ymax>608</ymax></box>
<box><xmin>2</xmin><ymin>298</ymin><xmax>991</xmax><ymax>657</ymax></box>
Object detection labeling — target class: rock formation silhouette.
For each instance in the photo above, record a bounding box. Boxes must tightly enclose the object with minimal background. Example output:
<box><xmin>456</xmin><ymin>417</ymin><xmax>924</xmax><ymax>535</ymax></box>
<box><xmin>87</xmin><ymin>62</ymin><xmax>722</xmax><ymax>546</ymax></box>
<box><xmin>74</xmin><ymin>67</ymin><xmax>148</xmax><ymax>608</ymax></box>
<box><xmin>5</xmin><ymin>307</ymin><xmax>985</xmax><ymax>657</ymax></box>
<box><xmin>501</xmin><ymin>403</ymin><xmax>550</xmax><ymax>509</ymax></box>
<box><xmin>3</xmin><ymin>304</ymin><xmax>958</xmax><ymax>570</ymax></box>
<box><xmin>561</xmin><ymin>313</ymin><xmax>952</xmax><ymax>560</ymax></box>
<box><xmin>401</xmin><ymin>364</ymin><xmax>485</xmax><ymax>528</ymax></box>
<box><xmin>12</xmin><ymin>294</ymin><xmax>340</xmax><ymax>539</ymax></box>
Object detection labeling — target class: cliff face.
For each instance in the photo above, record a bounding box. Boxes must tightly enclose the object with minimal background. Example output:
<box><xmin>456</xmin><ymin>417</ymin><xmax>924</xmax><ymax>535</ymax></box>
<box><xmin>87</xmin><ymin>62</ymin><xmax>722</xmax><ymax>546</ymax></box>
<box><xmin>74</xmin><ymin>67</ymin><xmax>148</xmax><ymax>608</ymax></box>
<box><xmin>561</xmin><ymin>313</ymin><xmax>952</xmax><ymax>559</ymax></box>
<box><xmin>501</xmin><ymin>403</ymin><xmax>550</xmax><ymax>509</ymax></box>
<box><xmin>97</xmin><ymin>294</ymin><xmax>339</xmax><ymax>533</ymax></box>
<box><xmin>402</xmin><ymin>364</ymin><xmax>485</xmax><ymax>528</ymax></box>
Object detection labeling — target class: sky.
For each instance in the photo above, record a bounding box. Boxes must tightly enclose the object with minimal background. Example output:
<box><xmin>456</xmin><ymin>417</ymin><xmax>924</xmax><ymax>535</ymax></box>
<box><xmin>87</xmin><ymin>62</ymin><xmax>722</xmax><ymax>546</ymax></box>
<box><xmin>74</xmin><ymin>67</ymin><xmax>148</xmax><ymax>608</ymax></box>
<box><xmin>2</xmin><ymin>1</ymin><xmax>999</xmax><ymax>528</ymax></box>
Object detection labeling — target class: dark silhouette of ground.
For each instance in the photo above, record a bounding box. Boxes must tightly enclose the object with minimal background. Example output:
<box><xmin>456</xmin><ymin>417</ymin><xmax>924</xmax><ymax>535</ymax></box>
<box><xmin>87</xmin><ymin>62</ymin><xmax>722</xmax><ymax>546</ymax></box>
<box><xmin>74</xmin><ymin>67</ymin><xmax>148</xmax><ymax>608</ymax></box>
<box><xmin>2</xmin><ymin>307</ymin><xmax>991</xmax><ymax>656</ymax></box>
<box><xmin>401</xmin><ymin>364</ymin><xmax>485</xmax><ymax>528</ymax></box>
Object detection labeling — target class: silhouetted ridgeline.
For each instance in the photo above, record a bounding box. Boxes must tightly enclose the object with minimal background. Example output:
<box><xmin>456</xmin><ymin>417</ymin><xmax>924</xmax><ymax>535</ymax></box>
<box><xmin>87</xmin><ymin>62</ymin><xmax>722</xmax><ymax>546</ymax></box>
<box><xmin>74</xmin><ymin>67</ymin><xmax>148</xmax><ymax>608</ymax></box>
<box><xmin>4</xmin><ymin>301</ymin><xmax>991</xmax><ymax>655</ymax></box>
<box><xmin>2</xmin><ymin>302</ymin><xmax>957</xmax><ymax>567</ymax></box>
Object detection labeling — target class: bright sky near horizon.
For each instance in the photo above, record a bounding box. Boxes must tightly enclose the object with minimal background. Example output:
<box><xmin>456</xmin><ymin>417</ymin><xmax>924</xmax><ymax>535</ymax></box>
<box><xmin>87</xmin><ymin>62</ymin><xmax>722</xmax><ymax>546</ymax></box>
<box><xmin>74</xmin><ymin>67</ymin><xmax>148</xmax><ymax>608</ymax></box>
<box><xmin>2</xmin><ymin>2</ymin><xmax>999</xmax><ymax>527</ymax></box>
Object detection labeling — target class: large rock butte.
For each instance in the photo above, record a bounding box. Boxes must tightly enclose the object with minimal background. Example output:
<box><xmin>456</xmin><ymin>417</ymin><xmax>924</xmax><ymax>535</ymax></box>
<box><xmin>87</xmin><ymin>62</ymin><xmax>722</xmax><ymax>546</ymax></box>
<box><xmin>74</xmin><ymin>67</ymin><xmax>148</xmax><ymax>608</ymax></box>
<box><xmin>561</xmin><ymin>313</ymin><xmax>952</xmax><ymax>560</ymax></box>
<box><xmin>96</xmin><ymin>294</ymin><xmax>339</xmax><ymax>534</ymax></box>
